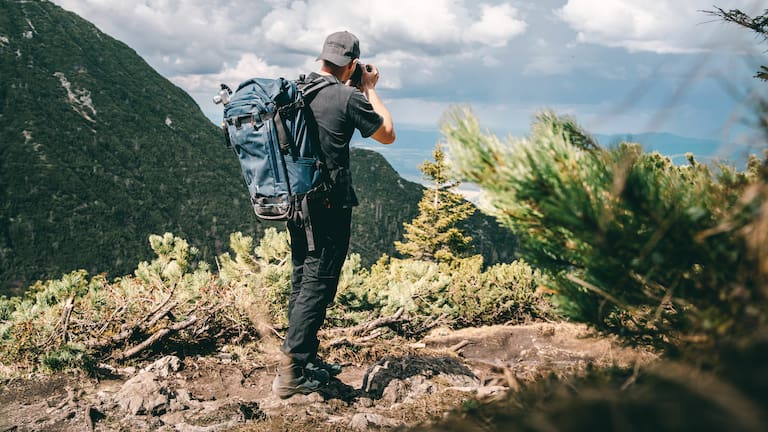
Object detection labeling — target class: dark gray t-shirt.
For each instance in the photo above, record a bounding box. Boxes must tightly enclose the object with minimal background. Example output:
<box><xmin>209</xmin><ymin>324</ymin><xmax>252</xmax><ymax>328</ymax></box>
<box><xmin>307</xmin><ymin>72</ymin><xmax>383</xmax><ymax>207</ymax></box>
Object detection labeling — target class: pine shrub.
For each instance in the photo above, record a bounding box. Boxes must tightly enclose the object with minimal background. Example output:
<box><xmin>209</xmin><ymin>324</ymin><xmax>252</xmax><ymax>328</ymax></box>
<box><xmin>443</xmin><ymin>107</ymin><xmax>767</xmax><ymax>357</ymax></box>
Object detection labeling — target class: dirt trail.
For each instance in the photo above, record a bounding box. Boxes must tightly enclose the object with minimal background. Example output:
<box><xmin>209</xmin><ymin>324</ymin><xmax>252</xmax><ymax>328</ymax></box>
<box><xmin>0</xmin><ymin>322</ymin><xmax>655</xmax><ymax>431</ymax></box>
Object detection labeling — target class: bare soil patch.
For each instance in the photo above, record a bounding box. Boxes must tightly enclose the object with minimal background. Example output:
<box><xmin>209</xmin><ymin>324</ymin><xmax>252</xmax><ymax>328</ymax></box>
<box><xmin>0</xmin><ymin>322</ymin><xmax>654</xmax><ymax>431</ymax></box>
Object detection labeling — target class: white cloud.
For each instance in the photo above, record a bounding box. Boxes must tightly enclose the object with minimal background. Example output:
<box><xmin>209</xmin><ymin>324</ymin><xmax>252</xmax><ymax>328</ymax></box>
<box><xmin>53</xmin><ymin>0</ymin><xmax>529</xmax><ymax>101</ymax></box>
<box><xmin>259</xmin><ymin>0</ymin><xmax>527</xmax><ymax>54</ymax></box>
<box><xmin>523</xmin><ymin>55</ymin><xmax>573</xmax><ymax>76</ymax></box>
<box><xmin>556</xmin><ymin>0</ymin><xmax>763</xmax><ymax>54</ymax></box>
<box><xmin>49</xmin><ymin>0</ymin><xmax>766</xmax><ymax>141</ymax></box>
<box><xmin>54</xmin><ymin>0</ymin><xmax>529</xmax><ymax>63</ymax></box>
<box><xmin>54</xmin><ymin>0</ymin><xmax>274</xmax><ymax>74</ymax></box>
<box><xmin>172</xmin><ymin>53</ymin><xmax>298</xmax><ymax>91</ymax></box>
<box><xmin>463</xmin><ymin>4</ymin><xmax>527</xmax><ymax>47</ymax></box>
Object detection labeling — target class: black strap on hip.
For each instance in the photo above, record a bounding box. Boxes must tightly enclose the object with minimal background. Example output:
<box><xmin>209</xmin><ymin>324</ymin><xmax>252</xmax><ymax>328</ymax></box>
<box><xmin>300</xmin><ymin>195</ymin><xmax>316</xmax><ymax>252</ymax></box>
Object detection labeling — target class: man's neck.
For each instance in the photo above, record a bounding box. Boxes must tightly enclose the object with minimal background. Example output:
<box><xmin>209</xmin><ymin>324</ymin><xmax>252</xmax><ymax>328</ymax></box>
<box><xmin>318</xmin><ymin>70</ymin><xmax>343</xmax><ymax>80</ymax></box>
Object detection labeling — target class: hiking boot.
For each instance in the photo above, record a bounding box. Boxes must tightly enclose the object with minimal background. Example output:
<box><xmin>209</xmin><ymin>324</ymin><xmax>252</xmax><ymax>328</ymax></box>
<box><xmin>303</xmin><ymin>363</ymin><xmax>331</xmax><ymax>384</ymax></box>
<box><xmin>272</xmin><ymin>364</ymin><xmax>325</xmax><ymax>399</ymax></box>
<box><xmin>306</xmin><ymin>357</ymin><xmax>342</xmax><ymax>379</ymax></box>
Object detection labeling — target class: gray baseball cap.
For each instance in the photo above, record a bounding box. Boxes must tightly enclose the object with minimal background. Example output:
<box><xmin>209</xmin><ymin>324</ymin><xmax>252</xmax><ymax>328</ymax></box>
<box><xmin>317</xmin><ymin>31</ymin><xmax>360</xmax><ymax>66</ymax></box>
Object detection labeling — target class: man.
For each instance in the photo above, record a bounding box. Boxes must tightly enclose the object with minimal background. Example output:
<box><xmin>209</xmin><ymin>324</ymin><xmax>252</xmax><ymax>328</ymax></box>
<box><xmin>273</xmin><ymin>30</ymin><xmax>395</xmax><ymax>399</ymax></box>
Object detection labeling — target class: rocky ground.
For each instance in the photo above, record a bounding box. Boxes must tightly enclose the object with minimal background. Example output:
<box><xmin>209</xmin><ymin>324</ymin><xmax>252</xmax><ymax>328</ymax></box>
<box><xmin>0</xmin><ymin>322</ymin><xmax>655</xmax><ymax>431</ymax></box>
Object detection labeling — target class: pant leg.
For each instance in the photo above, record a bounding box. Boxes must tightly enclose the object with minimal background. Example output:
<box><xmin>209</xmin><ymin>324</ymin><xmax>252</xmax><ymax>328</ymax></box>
<box><xmin>282</xmin><ymin>204</ymin><xmax>352</xmax><ymax>365</ymax></box>
<box><xmin>287</xmin><ymin>221</ymin><xmax>307</xmax><ymax>323</ymax></box>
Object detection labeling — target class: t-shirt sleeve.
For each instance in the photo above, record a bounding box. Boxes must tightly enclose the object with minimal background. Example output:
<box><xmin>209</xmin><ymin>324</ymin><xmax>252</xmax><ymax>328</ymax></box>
<box><xmin>347</xmin><ymin>91</ymin><xmax>384</xmax><ymax>138</ymax></box>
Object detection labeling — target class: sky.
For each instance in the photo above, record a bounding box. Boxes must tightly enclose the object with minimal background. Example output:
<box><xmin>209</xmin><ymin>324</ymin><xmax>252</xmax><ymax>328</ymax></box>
<box><xmin>51</xmin><ymin>0</ymin><xmax>768</xmax><ymax>152</ymax></box>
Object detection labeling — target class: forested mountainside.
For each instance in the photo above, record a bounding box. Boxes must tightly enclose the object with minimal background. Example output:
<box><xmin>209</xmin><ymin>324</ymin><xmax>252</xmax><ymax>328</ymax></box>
<box><xmin>0</xmin><ymin>0</ymin><xmax>515</xmax><ymax>295</ymax></box>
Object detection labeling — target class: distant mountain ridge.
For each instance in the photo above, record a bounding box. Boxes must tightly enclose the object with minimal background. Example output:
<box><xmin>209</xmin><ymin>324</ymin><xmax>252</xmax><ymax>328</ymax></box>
<box><xmin>369</xmin><ymin>128</ymin><xmax>742</xmax><ymax>183</ymax></box>
<box><xmin>0</xmin><ymin>1</ymin><xmax>516</xmax><ymax>294</ymax></box>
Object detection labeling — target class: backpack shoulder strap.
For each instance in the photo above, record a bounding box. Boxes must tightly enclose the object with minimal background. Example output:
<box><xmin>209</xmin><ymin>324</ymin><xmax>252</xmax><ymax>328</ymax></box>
<box><xmin>297</xmin><ymin>74</ymin><xmax>337</xmax><ymax>102</ymax></box>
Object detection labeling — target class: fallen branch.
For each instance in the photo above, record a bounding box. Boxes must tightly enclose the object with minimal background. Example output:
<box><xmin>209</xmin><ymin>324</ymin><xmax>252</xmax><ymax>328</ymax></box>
<box><xmin>116</xmin><ymin>315</ymin><xmax>198</xmax><ymax>360</ymax></box>
<box><xmin>329</xmin><ymin>307</ymin><xmax>406</xmax><ymax>338</ymax></box>
<box><xmin>88</xmin><ymin>294</ymin><xmax>179</xmax><ymax>350</ymax></box>
<box><xmin>327</xmin><ymin>337</ymin><xmax>375</xmax><ymax>348</ymax></box>
<box><xmin>144</xmin><ymin>300</ymin><xmax>179</xmax><ymax>330</ymax></box>
<box><xmin>414</xmin><ymin>312</ymin><xmax>450</xmax><ymax>335</ymax></box>
<box><xmin>359</xmin><ymin>328</ymin><xmax>386</xmax><ymax>342</ymax></box>
<box><xmin>327</xmin><ymin>327</ymin><xmax>389</xmax><ymax>348</ymax></box>
<box><xmin>41</xmin><ymin>296</ymin><xmax>75</xmax><ymax>348</ymax></box>
<box><xmin>96</xmin><ymin>304</ymin><xmax>126</xmax><ymax>337</ymax></box>
<box><xmin>449</xmin><ymin>339</ymin><xmax>471</xmax><ymax>353</ymax></box>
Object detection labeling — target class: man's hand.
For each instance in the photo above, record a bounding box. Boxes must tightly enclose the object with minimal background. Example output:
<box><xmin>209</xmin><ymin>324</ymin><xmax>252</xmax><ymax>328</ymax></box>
<box><xmin>360</xmin><ymin>63</ymin><xmax>395</xmax><ymax>144</ymax></box>
<box><xmin>359</xmin><ymin>64</ymin><xmax>379</xmax><ymax>92</ymax></box>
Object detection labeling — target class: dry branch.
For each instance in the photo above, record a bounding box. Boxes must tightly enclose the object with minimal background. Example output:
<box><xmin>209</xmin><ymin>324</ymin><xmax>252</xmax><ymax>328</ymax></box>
<box><xmin>96</xmin><ymin>304</ymin><xmax>126</xmax><ymax>337</ymax></box>
<box><xmin>116</xmin><ymin>315</ymin><xmax>198</xmax><ymax>360</ymax></box>
<box><xmin>327</xmin><ymin>337</ymin><xmax>375</xmax><ymax>348</ymax></box>
<box><xmin>141</xmin><ymin>282</ymin><xmax>177</xmax><ymax>328</ymax></box>
<box><xmin>449</xmin><ymin>339</ymin><xmax>471</xmax><ymax>353</ymax></box>
<box><xmin>335</xmin><ymin>307</ymin><xmax>406</xmax><ymax>337</ymax></box>
<box><xmin>87</xmin><ymin>297</ymin><xmax>180</xmax><ymax>350</ymax></box>
<box><xmin>325</xmin><ymin>308</ymin><xmax>407</xmax><ymax>347</ymax></box>
<box><xmin>43</xmin><ymin>296</ymin><xmax>75</xmax><ymax>347</ymax></box>
<box><xmin>412</xmin><ymin>312</ymin><xmax>450</xmax><ymax>336</ymax></box>
<box><xmin>144</xmin><ymin>301</ymin><xmax>179</xmax><ymax>330</ymax></box>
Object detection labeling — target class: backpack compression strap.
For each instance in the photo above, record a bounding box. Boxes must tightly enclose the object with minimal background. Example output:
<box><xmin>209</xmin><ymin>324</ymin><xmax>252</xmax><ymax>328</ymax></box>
<box><xmin>275</xmin><ymin>76</ymin><xmax>336</xmax><ymax>156</ymax></box>
<box><xmin>287</xmin><ymin>75</ymin><xmax>338</xmax><ymax>252</ymax></box>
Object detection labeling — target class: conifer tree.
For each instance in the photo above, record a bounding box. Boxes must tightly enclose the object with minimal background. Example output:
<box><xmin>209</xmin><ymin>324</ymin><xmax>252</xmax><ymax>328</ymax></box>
<box><xmin>395</xmin><ymin>143</ymin><xmax>476</xmax><ymax>263</ymax></box>
<box><xmin>442</xmin><ymin>106</ymin><xmax>765</xmax><ymax>354</ymax></box>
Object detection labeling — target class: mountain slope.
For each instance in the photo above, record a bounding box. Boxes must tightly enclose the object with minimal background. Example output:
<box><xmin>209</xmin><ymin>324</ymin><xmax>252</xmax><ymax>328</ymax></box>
<box><xmin>349</xmin><ymin>148</ymin><xmax>517</xmax><ymax>265</ymax></box>
<box><xmin>0</xmin><ymin>0</ymin><xmax>256</xmax><ymax>292</ymax></box>
<box><xmin>0</xmin><ymin>1</ymin><xmax>516</xmax><ymax>294</ymax></box>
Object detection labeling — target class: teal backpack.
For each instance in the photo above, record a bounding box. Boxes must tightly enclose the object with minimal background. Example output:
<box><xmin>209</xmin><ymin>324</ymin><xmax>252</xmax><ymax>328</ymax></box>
<box><xmin>218</xmin><ymin>75</ymin><xmax>335</xmax><ymax>251</ymax></box>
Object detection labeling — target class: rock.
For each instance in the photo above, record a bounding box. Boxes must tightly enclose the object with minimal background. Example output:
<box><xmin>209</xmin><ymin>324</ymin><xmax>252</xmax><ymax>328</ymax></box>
<box><xmin>112</xmin><ymin>356</ymin><xmax>185</xmax><ymax>416</ymax></box>
<box><xmin>381</xmin><ymin>379</ymin><xmax>407</xmax><ymax>404</ymax></box>
<box><xmin>477</xmin><ymin>385</ymin><xmax>509</xmax><ymax>399</ymax></box>
<box><xmin>160</xmin><ymin>410</ymin><xmax>188</xmax><ymax>426</ymax></box>
<box><xmin>114</xmin><ymin>374</ymin><xmax>168</xmax><ymax>414</ymax></box>
<box><xmin>162</xmin><ymin>400</ymin><xmax>263</xmax><ymax>432</ymax></box>
<box><xmin>355</xmin><ymin>397</ymin><xmax>375</xmax><ymax>408</ymax></box>
<box><xmin>173</xmin><ymin>419</ymin><xmax>241</xmax><ymax>432</ymax></box>
<box><xmin>362</xmin><ymin>355</ymin><xmax>479</xmax><ymax>399</ymax></box>
<box><xmin>349</xmin><ymin>413</ymin><xmax>399</xmax><ymax>430</ymax></box>
<box><xmin>238</xmin><ymin>401</ymin><xmax>264</xmax><ymax>421</ymax></box>
<box><xmin>407</xmin><ymin>375</ymin><xmax>436</xmax><ymax>398</ymax></box>
<box><xmin>142</xmin><ymin>355</ymin><xmax>182</xmax><ymax>378</ymax></box>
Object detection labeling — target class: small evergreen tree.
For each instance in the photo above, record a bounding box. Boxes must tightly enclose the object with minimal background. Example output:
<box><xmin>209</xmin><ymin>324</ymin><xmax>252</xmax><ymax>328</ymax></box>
<box><xmin>395</xmin><ymin>143</ymin><xmax>476</xmax><ymax>263</ymax></box>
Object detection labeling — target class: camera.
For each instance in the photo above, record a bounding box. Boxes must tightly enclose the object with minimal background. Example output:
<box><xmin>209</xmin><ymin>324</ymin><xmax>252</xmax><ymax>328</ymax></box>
<box><xmin>349</xmin><ymin>63</ymin><xmax>372</xmax><ymax>87</ymax></box>
<box><xmin>213</xmin><ymin>83</ymin><xmax>233</xmax><ymax>105</ymax></box>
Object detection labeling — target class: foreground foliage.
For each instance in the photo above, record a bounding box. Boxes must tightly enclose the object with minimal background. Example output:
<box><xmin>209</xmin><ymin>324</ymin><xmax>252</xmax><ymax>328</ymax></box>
<box><xmin>444</xmin><ymin>108</ymin><xmax>767</xmax><ymax>360</ymax></box>
<box><xmin>0</xmin><ymin>234</ymin><xmax>258</xmax><ymax>372</ymax></box>
<box><xmin>414</xmin><ymin>353</ymin><xmax>768</xmax><ymax>432</ymax></box>
<box><xmin>0</xmin><ymin>229</ymin><xmax>548</xmax><ymax>373</ymax></box>
<box><xmin>433</xmin><ymin>106</ymin><xmax>768</xmax><ymax>431</ymax></box>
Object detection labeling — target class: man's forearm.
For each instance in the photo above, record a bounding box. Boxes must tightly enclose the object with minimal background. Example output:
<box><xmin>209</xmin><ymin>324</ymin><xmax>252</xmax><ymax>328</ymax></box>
<box><xmin>365</xmin><ymin>88</ymin><xmax>395</xmax><ymax>144</ymax></box>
